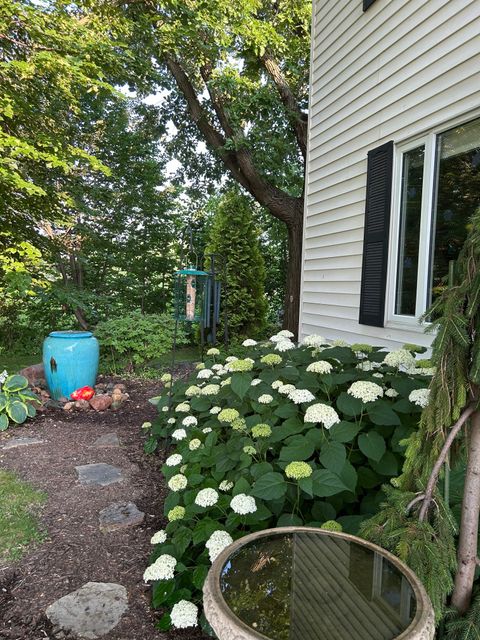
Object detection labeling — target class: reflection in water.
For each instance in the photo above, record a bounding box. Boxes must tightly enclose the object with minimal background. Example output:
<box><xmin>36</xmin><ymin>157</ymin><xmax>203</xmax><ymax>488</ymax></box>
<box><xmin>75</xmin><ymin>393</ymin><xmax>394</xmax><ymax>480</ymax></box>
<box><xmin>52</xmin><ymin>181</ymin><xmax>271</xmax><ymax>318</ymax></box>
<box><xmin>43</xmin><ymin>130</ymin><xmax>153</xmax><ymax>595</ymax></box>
<box><xmin>220</xmin><ymin>533</ymin><xmax>417</xmax><ymax>640</ymax></box>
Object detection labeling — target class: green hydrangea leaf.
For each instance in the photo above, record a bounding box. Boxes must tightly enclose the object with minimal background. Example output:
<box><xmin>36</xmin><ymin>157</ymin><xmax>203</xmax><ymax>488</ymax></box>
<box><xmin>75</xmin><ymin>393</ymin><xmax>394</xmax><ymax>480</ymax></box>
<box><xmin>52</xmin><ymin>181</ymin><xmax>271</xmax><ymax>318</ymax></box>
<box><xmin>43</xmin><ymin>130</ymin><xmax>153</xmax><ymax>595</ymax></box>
<box><xmin>319</xmin><ymin>442</ymin><xmax>346</xmax><ymax>472</ymax></box>
<box><xmin>311</xmin><ymin>469</ymin><xmax>348</xmax><ymax>497</ymax></box>
<box><xmin>358</xmin><ymin>432</ymin><xmax>386</xmax><ymax>462</ymax></box>
<box><xmin>231</xmin><ymin>373</ymin><xmax>252</xmax><ymax>400</ymax></box>
<box><xmin>251</xmin><ymin>472</ymin><xmax>287</xmax><ymax>500</ymax></box>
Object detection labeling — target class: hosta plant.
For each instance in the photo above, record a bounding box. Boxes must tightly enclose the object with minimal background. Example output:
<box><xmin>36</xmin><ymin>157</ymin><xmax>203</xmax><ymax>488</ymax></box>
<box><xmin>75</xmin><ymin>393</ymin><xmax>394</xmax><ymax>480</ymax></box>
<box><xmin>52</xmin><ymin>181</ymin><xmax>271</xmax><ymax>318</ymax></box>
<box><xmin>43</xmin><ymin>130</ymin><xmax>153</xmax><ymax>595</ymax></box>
<box><xmin>144</xmin><ymin>333</ymin><xmax>432</xmax><ymax>633</ymax></box>
<box><xmin>0</xmin><ymin>372</ymin><xmax>40</xmax><ymax>430</ymax></box>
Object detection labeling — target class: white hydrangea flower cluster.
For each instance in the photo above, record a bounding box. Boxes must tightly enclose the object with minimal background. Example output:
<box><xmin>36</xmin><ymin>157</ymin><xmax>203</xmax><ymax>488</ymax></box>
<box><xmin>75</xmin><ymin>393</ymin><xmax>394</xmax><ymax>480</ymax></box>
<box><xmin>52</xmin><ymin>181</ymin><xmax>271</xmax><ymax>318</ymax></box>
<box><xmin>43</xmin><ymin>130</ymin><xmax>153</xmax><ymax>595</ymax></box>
<box><xmin>202</xmin><ymin>427</ymin><xmax>212</xmax><ymax>434</ymax></box>
<box><xmin>167</xmin><ymin>417</ymin><xmax>176</xmax><ymax>425</ymax></box>
<box><xmin>331</xmin><ymin>339</ymin><xmax>348</xmax><ymax>346</ymax></box>
<box><xmin>409</xmin><ymin>388</ymin><xmax>430</xmax><ymax>408</ymax></box>
<box><xmin>165</xmin><ymin>453</ymin><xmax>182</xmax><ymax>467</ymax></box>
<box><xmin>258</xmin><ymin>394</ymin><xmax>273</xmax><ymax>404</ymax></box>
<box><xmin>304</xmin><ymin>403</ymin><xmax>340</xmax><ymax>429</ymax></box>
<box><xmin>207</xmin><ymin>347</ymin><xmax>220</xmax><ymax>356</ymax></box>
<box><xmin>302</xmin><ymin>334</ymin><xmax>325</xmax><ymax>348</ymax></box>
<box><xmin>277</xmin><ymin>330</ymin><xmax>294</xmax><ymax>338</ymax></box>
<box><xmin>189</xmin><ymin>438</ymin><xmax>202</xmax><ymax>451</ymax></box>
<box><xmin>172</xmin><ymin>428</ymin><xmax>187</xmax><ymax>441</ymax></box>
<box><xmin>201</xmin><ymin>384</ymin><xmax>220</xmax><ymax>396</ymax></box>
<box><xmin>242</xmin><ymin>339</ymin><xmax>257</xmax><ymax>347</ymax></box>
<box><xmin>161</xmin><ymin>406</ymin><xmax>169</xmax><ymax>412</ymax></box>
<box><xmin>219</xmin><ymin>480</ymin><xmax>234</xmax><ymax>492</ymax></box>
<box><xmin>278</xmin><ymin>383</ymin><xmax>296</xmax><ymax>395</ymax></box>
<box><xmin>212</xmin><ymin>363</ymin><xmax>224</xmax><ymax>372</ymax></box>
<box><xmin>197</xmin><ymin>368</ymin><xmax>214</xmax><ymax>379</ymax></box>
<box><xmin>168</xmin><ymin>474</ymin><xmax>188</xmax><ymax>492</ymax></box>
<box><xmin>372</xmin><ymin>372</ymin><xmax>384</xmax><ymax>378</ymax></box>
<box><xmin>150</xmin><ymin>530</ymin><xmax>167</xmax><ymax>544</ymax></box>
<box><xmin>0</xmin><ymin>370</ymin><xmax>8</xmax><ymax>385</ymax></box>
<box><xmin>195</xmin><ymin>488</ymin><xmax>219</xmax><ymax>507</ymax></box>
<box><xmin>185</xmin><ymin>385</ymin><xmax>201</xmax><ymax>397</ymax></box>
<box><xmin>143</xmin><ymin>554</ymin><xmax>177</xmax><ymax>582</ymax></box>
<box><xmin>383</xmin><ymin>349</ymin><xmax>416</xmax><ymax>369</ymax></box>
<box><xmin>408</xmin><ymin>366</ymin><xmax>436</xmax><ymax>376</ymax></box>
<box><xmin>288</xmin><ymin>388</ymin><xmax>315</xmax><ymax>404</ymax></box>
<box><xmin>275</xmin><ymin>339</ymin><xmax>295</xmax><ymax>352</ymax></box>
<box><xmin>306</xmin><ymin>360</ymin><xmax>333</xmax><ymax>374</ymax></box>
<box><xmin>220</xmin><ymin>377</ymin><xmax>231</xmax><ymax>386</ymax></box>
<box><xmin>225</xmin><ymin>358</ymin><xmax>254</xmax><ymax>372</ymax></box>
<box><xmin>347</xmin><ymin>381</ymin><xmax>384</xmax><ymax>403</ymax></box>
<box><xmin>210</xmin><ymin>406</ymin><xmax>221</xmax><ymax>414</ymax></box>
<box><xmin>175</xmin><ymin>402</ymin><xmax>190</xmax><ymax>412</ymax></box>
<box><xmin>356</xmin><ymin>360</ymin><xmax>381</xmax><ymax>371</ymax></box>
<box><xmin>251</xmin><ymin>378</ymin><xmax>262</xmax><ymax>386</ymax></box>
<box><xmin>385</xmin><ymin>388</ymin><xmax>399</xmax><ymax>398</ymax></box>
<box><xmin>230</xmin><ymin>493</ymin><xmax>257</xmax><ymax>514</ymax></box>
<box><xmin>170</xmin><ymin>600</ymin><xmax>198</xmax><ymax>629</ymax></box>
<box><xmin>271</xmin><ymin>380</ymin><xmax>283</xmax><ymax>390</ymax></box>
<box><xmin>182</xmin><ymin>416</ymin><xmax>198</xmax><ymax>427</ymax></box>
<box><xmin>225</xmin><ymin>356</ymin><xmax>238</xmax><ymax>363</ymax></box>
<box><xmin>206</xmin><ymin>530</ymin><xmax>234</xmax><ymax>562</ymax></box>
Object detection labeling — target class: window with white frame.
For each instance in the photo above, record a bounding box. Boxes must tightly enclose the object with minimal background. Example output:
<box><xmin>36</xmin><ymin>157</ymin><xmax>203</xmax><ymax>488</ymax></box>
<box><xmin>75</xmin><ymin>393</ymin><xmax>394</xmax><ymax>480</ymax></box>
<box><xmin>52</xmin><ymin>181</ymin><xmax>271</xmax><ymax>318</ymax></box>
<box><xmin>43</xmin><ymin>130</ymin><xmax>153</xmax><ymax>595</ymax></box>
<box><xmin>391</xmin><ymin>116</ymin><xmax>480</xmax><ymax>320</ymax></box>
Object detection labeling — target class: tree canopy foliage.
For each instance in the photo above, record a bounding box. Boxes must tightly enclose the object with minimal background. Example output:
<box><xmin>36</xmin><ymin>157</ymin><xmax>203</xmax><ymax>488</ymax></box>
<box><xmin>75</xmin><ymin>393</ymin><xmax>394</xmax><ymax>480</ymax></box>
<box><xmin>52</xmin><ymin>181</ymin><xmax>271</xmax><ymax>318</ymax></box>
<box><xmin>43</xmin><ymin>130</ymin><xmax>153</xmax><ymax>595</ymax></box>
<box><xmin>92</xmin><ymin>0</ymin><xmax>311</xmax><ymax>331</ymax></box>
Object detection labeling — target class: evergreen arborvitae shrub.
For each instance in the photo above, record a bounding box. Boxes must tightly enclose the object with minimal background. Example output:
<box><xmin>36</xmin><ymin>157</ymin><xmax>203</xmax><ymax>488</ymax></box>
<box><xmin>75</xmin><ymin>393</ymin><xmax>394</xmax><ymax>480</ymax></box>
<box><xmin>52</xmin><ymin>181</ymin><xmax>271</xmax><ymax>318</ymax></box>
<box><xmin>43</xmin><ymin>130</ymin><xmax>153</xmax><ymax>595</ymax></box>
<box><xmin>205</xmin><ymin>190</ymin><xmax>267</xmax><ymax>338</ymax></box>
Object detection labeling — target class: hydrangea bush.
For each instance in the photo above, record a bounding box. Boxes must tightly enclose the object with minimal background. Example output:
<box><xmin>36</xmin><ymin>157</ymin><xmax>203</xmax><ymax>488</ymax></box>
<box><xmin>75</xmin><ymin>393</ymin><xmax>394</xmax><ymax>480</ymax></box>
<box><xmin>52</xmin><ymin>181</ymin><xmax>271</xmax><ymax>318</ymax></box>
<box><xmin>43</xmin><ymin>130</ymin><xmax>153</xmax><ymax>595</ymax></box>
<box><xmin>144</xmin><ymin>333</ymin><xmax>432</xmax><ymax>632</ymax></box>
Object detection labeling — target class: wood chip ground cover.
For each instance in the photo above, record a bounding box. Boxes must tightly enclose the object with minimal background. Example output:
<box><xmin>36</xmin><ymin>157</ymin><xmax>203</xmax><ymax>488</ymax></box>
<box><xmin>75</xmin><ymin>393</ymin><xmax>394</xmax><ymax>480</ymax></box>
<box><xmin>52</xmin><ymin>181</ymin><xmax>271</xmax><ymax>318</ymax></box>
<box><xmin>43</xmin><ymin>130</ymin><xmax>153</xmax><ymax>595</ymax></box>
<box><xmin>0</xmin><ymin>372</ymin><xmax>205</xmax><ymax>640</ymax></box>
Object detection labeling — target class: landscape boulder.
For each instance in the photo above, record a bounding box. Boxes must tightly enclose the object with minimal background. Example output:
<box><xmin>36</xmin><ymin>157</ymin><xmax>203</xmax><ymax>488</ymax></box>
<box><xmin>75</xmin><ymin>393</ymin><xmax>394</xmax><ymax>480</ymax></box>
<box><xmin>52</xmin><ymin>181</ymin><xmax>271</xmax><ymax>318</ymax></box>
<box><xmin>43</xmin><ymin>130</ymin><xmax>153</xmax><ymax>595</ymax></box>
<box><xmin>89</xmin><ymin>395</ymin><xmax>113</xmax><ymax>412</ymax></box>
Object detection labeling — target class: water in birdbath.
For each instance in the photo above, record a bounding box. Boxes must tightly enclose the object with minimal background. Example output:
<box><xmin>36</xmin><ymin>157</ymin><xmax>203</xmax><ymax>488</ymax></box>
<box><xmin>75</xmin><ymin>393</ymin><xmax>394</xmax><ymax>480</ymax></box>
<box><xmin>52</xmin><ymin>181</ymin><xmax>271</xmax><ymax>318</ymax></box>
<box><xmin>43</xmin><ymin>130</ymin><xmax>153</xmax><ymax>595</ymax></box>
<box><xmin>220</xmin><ymin>532</ymin><xmax>417</xmax><ymax>640</ymax></box>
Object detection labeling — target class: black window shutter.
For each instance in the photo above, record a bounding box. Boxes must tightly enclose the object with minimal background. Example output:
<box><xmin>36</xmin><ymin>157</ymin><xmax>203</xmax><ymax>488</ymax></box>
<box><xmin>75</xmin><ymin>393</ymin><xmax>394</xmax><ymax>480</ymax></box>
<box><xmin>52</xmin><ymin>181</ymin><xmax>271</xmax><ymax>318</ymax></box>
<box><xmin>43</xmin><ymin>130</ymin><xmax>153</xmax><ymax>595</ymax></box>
<box><xmin>359</xmin><ymin>141</ymin><xmax>393</xmax><ymax>327</ymax></box>
<box><xmin>363</xmin><ymin>0</ymin><xmax>376</xmax><ymax>10</ymax></box>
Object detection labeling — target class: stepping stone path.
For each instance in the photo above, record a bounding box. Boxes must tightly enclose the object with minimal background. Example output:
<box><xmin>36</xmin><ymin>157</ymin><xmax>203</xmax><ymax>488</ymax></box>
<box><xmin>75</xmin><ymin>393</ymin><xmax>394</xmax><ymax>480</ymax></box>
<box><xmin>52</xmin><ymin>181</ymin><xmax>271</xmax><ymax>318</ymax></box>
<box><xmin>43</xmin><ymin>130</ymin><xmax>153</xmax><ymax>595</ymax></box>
<box><xmin>1</xmin><ymin>436</ymin><xmax>45</xmax><ymax>450</ymax></box>
<box><xmin>92</xmin><ymin>432</ymin><xmax>120</xmax><ymax>448</ymax></box>
<box><xmin>75</xmin><ymin>463</ymin><xmax>123</xmax><ymax>487</ymax></box>
<box><xmin>46</xmin><ymin>582</ymin><xmax>128</xmax><ymax>639</ymax></box>
<box><xmin>99</xmin><ymin>501</ymin><xmax>144</xmax><ymax>533</ymax></box>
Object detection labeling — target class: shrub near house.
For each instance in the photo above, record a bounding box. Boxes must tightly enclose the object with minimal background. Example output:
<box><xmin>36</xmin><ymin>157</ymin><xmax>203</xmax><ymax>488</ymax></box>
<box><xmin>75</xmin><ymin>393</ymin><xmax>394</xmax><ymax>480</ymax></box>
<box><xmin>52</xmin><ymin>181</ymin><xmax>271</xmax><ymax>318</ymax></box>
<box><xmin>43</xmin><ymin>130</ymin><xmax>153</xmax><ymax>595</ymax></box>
<box><xmin>144</xmin><ymin>334</ymin><xmax>432</xmax><ymax>632</ymax></box>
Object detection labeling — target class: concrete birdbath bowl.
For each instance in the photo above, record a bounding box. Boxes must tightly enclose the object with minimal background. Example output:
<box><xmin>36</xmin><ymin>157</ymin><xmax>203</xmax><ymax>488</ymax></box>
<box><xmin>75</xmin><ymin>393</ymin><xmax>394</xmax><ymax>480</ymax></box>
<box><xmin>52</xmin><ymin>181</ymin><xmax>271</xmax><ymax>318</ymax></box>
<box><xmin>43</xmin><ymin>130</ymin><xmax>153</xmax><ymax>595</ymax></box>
<box><xmin>203</xmin><ymin>527</ymin><xmax>435</xmax><ymax>640</ymax></box>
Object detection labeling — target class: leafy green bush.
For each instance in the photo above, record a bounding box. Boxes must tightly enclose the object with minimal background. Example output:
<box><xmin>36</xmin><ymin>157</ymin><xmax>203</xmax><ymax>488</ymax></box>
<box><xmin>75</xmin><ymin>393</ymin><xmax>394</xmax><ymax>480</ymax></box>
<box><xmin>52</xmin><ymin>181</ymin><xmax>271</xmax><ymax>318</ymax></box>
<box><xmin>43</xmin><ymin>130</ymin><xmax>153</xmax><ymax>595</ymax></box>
<box><xmin>94</xmin><ymin>311</ymin><xmax>189</xmax><ymax>373</ymax></box>
<box><xmin>0</xmin><ymin>373</ymin><xmax>40</xmax><ymax>430</ymax></box>
<box><xmin>143</xmin><ymin>333</ymin><xmax>432</xmax><ymax>632</ymax></box>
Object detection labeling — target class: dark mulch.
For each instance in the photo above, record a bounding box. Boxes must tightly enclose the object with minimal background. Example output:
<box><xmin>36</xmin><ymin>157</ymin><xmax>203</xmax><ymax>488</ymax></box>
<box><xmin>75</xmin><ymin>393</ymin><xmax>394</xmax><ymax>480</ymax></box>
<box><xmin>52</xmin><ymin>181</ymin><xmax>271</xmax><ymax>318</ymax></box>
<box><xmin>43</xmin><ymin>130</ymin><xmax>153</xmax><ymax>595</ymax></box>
<box><xmin>0</xmin><ymin>367</ymin><xmax>205</xmax><ymax>640</ymax></box>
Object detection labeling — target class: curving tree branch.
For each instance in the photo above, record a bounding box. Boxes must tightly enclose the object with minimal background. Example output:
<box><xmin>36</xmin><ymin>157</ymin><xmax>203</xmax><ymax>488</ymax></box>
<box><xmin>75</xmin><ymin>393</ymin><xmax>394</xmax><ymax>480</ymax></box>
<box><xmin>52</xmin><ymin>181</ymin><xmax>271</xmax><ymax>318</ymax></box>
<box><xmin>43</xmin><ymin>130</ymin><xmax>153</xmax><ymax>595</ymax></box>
<box><xmin>260</xmin><ymin>51</ymin><xmax>307</xmax><ymax>160</ymax></box>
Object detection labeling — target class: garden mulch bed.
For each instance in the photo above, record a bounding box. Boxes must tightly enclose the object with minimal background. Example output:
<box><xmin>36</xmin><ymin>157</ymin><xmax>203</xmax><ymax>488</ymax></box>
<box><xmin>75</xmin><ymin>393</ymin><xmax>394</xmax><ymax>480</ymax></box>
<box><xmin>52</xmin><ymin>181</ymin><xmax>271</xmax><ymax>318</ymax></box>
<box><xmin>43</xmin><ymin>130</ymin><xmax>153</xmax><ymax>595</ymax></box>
<box><xmin>0</xmin><ymin>368</ymin><xmax>206</xmax><ymax>640</ymax></box>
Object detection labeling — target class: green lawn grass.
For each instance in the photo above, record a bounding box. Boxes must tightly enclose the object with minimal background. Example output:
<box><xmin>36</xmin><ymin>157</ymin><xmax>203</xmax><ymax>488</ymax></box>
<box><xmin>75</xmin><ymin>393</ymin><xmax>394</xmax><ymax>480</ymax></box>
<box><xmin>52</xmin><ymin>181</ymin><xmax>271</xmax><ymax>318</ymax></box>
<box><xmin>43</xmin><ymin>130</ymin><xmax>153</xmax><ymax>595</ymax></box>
<box><xmin>149</xmin><ymin>346</ymin><xmax>201</xmax><ymax>367</ymax></box>
<box><xmin>0</xmin><ymin>352</ymin><xmax>42</xmax><ymax>374</ymax></box>
<box><xmin>0</xmin><ymin>469</ymin><xmax>47</xmax><ymax>561</ymax></box>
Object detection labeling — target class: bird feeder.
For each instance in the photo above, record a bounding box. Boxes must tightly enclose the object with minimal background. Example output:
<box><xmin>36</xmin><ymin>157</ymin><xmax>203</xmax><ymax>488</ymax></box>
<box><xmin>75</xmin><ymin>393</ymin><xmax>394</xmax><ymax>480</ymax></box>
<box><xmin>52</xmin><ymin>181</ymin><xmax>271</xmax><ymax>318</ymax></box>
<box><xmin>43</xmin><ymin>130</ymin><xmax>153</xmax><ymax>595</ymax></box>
<box><xmin>173</xmin><ymin>267</ymin><xmax>208</xmax><ymax>322</ymax></box>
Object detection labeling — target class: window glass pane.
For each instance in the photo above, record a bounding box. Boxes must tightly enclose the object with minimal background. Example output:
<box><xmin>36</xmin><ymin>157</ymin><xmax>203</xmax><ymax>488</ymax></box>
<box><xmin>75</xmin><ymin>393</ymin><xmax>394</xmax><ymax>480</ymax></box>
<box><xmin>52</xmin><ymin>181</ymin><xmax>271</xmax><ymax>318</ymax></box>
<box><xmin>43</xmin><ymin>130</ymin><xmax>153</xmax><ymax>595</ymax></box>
<box><xmin>395</xmin><ymin>146</ymin><xmax>425</xmax><ymax>315</ymax></box>
<box><xmin>429</xmin><ymin>118</ymin><xmax>480</xmax><ymax>305</ymax></box>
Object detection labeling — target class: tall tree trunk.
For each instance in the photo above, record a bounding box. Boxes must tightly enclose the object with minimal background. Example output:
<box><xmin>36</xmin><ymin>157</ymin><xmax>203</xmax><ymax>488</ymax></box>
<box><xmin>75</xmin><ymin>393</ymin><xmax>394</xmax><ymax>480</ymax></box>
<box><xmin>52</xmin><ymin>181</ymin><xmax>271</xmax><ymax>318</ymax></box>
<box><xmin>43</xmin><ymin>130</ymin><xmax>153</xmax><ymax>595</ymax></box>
<box><xmin>451</xmin><ymin>410</ymin><xmax>480</xmax><ymax>613</ymax></box>
<box><xmin>283</xmin><ymin>214</ymin><xmax>303</xmax><ymax>338</ymax></box>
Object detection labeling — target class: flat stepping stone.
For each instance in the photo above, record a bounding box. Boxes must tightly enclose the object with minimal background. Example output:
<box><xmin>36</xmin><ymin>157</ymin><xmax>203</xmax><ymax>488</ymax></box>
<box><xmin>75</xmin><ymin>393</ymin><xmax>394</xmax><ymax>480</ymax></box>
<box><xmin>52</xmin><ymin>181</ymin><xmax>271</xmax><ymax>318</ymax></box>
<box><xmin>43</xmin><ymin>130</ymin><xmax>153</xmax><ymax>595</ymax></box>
<box><xmin>46</xmin><ymin>581</ymin><xmax>128</xmax><ymax>639</ymax></box>
<box><xmin>2</xmin><ymin>437</ymin><xmax>45</xmax><ymax>450</ymax></box>
<box><xmin>75</xmin><ymin>463</ymin><xmax>123</xmax><ymax>487</ymax></box>
<box><xmin>92</xmin><ymin>433</ymin><xmax>120</xmax><ymax>448</ymax></box>
<box><xmin>99</xmin><ymin>501</ymin><xmax>144</xmax><ymax>532</ymax></box>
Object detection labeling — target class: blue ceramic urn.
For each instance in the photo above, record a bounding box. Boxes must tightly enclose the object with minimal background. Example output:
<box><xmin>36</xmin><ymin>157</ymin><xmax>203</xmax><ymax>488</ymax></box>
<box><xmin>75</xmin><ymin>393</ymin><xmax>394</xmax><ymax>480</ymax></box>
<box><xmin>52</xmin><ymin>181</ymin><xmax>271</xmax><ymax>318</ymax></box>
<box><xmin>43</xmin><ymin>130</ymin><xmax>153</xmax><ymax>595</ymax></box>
<box><xmin>43</xmin><ymin>331</ymin><xmax>99</xmax><ymax>400</ymax></box>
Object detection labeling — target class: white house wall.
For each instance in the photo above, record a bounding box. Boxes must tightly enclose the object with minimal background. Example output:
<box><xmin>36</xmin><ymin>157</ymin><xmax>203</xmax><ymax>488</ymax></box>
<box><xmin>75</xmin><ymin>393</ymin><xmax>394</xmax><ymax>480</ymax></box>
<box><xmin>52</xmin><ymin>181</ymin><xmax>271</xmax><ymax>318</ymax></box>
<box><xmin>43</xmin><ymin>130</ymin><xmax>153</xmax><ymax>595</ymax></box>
<box><xmin>300</xmin><ymin>0</ymin><xmax>480</xmax><ymax>349</ymax></box>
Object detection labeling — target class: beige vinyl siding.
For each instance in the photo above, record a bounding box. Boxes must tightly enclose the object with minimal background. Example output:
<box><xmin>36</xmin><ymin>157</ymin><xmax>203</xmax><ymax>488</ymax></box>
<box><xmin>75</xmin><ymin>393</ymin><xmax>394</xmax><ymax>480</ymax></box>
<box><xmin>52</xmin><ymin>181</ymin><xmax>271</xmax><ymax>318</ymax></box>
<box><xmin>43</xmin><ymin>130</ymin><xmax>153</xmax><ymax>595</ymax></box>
<box><xmin>299</xmin><ymin>0</ymin><xmax>480</xmax><ymax>349</ymax></box>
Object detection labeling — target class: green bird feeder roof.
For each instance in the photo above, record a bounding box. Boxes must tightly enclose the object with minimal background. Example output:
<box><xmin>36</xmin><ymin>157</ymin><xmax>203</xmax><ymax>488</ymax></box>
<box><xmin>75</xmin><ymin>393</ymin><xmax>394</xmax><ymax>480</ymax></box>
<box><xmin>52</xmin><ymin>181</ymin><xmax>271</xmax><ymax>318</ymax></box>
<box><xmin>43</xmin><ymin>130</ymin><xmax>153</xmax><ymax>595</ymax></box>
<box><xmin>175</xmin><ymin>268</ymin><xmax>208</xmax><ymax>277</ymax></box>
